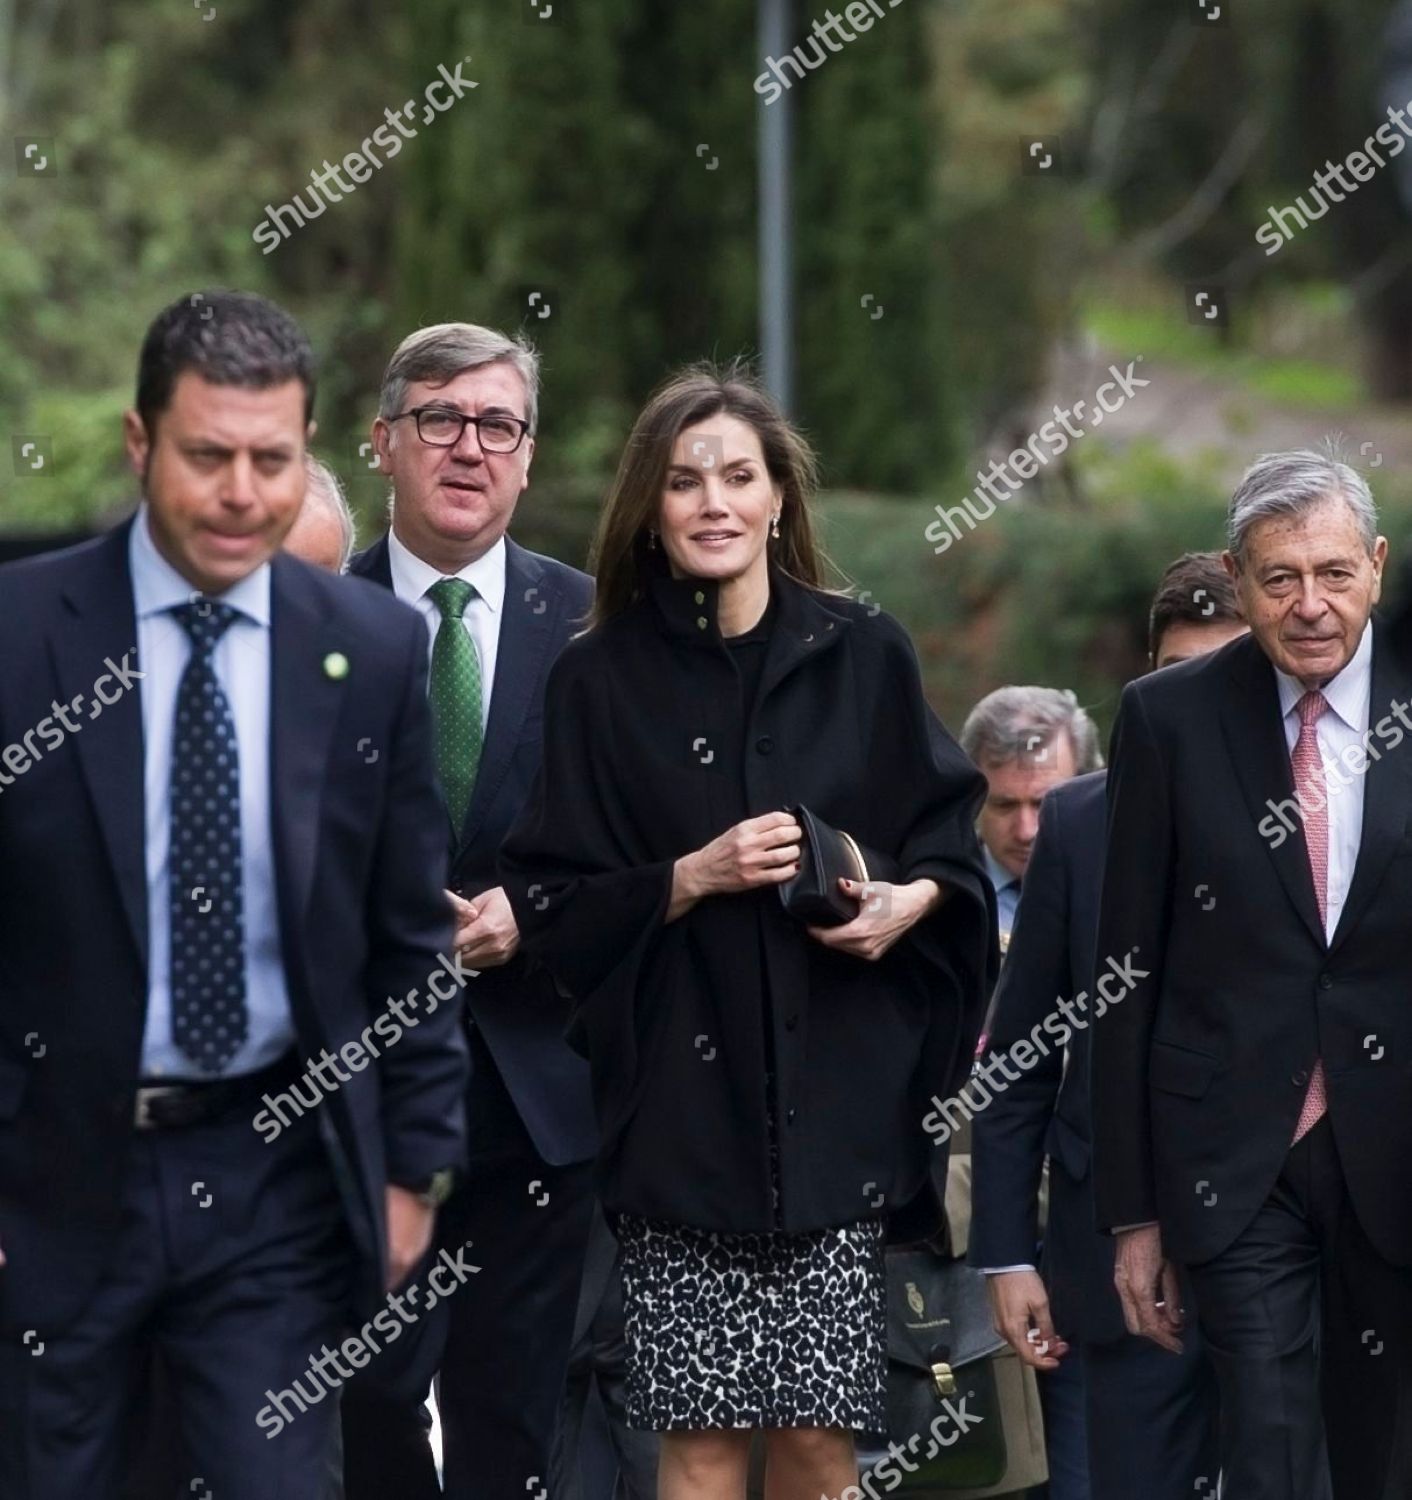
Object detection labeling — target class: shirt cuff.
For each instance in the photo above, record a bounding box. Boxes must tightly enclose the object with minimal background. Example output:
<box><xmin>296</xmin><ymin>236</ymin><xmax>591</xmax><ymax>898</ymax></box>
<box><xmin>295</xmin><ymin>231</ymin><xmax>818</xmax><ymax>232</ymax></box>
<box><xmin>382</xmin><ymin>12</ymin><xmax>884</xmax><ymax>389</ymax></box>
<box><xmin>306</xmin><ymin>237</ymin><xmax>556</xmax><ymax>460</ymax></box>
<box><xmin>1110</xmin><ymin>1221</ymin><xmax>1159</xmax><ymax>1234</ymax></box>
<box><xmin>981</xmin><ymin>1264</ymin><xmax>1037</xmax><ymax>1275</ymax></box>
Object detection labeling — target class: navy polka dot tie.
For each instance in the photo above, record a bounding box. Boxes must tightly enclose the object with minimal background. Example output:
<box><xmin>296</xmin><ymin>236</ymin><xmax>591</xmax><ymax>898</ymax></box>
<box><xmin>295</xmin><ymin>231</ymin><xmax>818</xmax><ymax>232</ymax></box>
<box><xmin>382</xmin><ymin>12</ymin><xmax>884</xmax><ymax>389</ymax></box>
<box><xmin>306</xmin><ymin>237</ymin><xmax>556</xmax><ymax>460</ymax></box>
<box><xmin>169</xmin><ymin>599</ymin><xmax>248</xmax><ymax>1073</ymax></box>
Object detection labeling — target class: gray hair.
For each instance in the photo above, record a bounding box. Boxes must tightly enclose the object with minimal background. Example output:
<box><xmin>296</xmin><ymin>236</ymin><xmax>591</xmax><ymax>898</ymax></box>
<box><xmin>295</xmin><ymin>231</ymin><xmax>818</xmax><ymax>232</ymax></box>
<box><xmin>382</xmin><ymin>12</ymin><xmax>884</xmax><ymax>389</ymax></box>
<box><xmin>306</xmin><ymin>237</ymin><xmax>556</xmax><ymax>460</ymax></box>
<box><xmin>304</xmin><ymin>454</ymin><xmax>357</xmax><ymax>571</ymax></box>
<box><xmin>377</xmin><ymin>322</ymin><xmax>541</xmax><ymax>435</ymax></box>
<box><xmin>961</xmin><ymin>686</ymin><xmax>1103</xmax><ymax>774</ymax></box>
<box><xmin>1227</xmin><ymin>447</ymin><xmax>1378</xmax><ymax>562</ymax></box>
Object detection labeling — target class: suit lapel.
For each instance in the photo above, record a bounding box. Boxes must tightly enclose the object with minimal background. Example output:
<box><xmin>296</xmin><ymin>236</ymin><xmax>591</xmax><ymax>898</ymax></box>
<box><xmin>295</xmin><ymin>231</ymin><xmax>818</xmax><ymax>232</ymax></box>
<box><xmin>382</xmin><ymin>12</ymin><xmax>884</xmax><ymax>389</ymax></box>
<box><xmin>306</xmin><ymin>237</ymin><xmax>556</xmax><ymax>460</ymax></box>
<box><xmin>54</xmin><ymin>523</ymin><xmax>148</xmax><ymax>969</ymax></box>
<box><xmin>1219</xmin><ymin>636</ymin><xmax>1327</xmax><ymax>949</ymax></box>
<box><xmin>1329</xmin><ymin>618</ymin><xmax>1412</xmax><ymax>954</ymax></box>
<box><xmin>457</xmin><ymin>539</ymin><xmax>552</xmax><ymax>853</ymax></box>
<box><xmin>269</xmin><ymin>555</ymin><xmax>347</xmax><ymax>939</ymax></box>
<box><xmin>349</xmin><ymin>534</ymin><xmax>393</xmax><ymax>590</ymax></box>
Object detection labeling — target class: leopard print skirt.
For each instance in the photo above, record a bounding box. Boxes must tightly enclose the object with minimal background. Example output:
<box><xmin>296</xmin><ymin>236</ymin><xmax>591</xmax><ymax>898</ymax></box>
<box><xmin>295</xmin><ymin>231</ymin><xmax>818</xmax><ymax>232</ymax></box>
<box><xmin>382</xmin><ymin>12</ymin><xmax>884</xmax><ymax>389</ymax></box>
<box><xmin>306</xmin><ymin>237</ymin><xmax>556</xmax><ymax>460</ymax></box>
<box><xmin>616</xmin><ymin>1213</ymin><xmax>887</xmax><ymax>1431</ymax></box>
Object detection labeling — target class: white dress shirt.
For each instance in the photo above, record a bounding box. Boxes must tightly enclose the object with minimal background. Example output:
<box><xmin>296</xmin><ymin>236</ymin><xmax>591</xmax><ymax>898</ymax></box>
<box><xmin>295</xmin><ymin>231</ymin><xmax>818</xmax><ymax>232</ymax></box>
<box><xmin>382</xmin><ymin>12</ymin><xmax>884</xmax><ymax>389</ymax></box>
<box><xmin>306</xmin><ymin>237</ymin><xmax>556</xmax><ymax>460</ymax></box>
<box><xmin>1272</xmin><ymin>618</ymin><xmax>1372</xmax><ymax>942</ymax></box>
<box><xmin>386</xmin><ymin>528</ymin><xmax>505</xmax><ymax>726</ymax></box>
<box><xmin>130</xmin><ymin>507</ymin><xmax>295</xmax><ymax>1079</ymax></box>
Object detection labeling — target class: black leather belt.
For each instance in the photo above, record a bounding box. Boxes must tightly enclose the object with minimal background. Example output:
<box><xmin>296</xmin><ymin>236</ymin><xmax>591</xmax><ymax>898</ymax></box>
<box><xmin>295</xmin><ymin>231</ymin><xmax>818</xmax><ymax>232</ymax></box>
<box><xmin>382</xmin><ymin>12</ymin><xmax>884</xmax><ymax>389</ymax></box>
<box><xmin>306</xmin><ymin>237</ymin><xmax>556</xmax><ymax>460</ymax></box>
<box><xmin>133</xmin><ymin>1050</ymin><xmax>301</xmax><ymax>1131</ymax></box>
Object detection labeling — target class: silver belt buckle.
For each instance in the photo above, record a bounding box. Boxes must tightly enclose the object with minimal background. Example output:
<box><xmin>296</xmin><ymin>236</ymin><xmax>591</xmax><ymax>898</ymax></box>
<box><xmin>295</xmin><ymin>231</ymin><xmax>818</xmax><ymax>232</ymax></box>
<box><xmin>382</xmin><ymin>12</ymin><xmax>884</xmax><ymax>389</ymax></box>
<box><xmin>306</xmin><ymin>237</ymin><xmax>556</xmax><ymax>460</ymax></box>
<box><xmin>134</xmin><ymin>1085</ymin><xmax>181</xmax><ymax>1131</ymax></box>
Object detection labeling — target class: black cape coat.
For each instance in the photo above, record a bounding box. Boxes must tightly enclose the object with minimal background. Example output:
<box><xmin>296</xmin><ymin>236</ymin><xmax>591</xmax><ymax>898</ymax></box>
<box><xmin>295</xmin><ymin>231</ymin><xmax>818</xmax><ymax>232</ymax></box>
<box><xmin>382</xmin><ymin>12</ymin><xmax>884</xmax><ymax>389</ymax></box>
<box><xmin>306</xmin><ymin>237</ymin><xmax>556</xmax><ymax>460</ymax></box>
<box><xmin>500</xmin><ymin>556</ymin><xmax>997</xmax><ymax>1237</ymax></box>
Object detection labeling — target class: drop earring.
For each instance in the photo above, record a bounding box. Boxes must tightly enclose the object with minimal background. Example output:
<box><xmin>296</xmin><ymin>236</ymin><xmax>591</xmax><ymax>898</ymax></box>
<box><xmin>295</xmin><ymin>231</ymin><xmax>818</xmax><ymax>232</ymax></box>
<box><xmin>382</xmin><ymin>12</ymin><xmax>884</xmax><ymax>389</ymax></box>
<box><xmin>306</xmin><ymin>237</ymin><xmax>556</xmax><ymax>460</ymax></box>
<box><xmin>647</xmin><ymin>529</ymin><xmax>658</xmax><ymax>551</ymax></box>
<box><xmin>771</xmin><ymin>512</ymin><xmax>781</xmax><ymax>540</ymax></box>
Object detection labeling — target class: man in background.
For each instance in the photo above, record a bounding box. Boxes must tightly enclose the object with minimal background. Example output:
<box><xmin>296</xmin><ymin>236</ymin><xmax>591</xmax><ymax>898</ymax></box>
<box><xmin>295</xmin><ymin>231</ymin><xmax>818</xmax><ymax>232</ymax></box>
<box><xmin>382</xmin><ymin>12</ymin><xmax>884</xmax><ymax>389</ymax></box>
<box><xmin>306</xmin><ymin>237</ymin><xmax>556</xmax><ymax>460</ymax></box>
<box><xmin>286</xmin><ymin>454</ymin><xmax>357</xmax><ymax>572</ymax></box>
<box><xmin>342</xmin><ymin>322</ymin><xmax>599</xmax><ymax>1500</ymax></box>
<box><xmin>953</xmin><ymin>687</ymin><xmax>1101</xmax><ymax>1498</ymax></box>
<box><xmin>970</xmin><ymin>553</ymin><xmax>1240</xmax><ymax>1500</ymax></box>
<box><xmin>960</xmin><ymin>688</ymin><xmax>1102</xmax><ymax>952</ymax></box>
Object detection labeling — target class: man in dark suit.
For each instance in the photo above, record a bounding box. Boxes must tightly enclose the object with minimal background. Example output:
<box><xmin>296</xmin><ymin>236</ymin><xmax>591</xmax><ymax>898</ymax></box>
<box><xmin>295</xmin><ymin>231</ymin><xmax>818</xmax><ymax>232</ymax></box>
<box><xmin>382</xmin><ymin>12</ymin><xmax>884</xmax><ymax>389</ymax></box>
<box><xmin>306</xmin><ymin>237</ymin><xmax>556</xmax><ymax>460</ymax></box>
<box><xmin>955</xmin><ymin>685</ymin><xmax>1100</xmax><ymax>1500</ymax></box>
<box><xmin>970</xmin><ymin>552</ymin><xmax>1242</xmax><ymax>1500</ymax></box>
<box><xmin>0</xmin><ymin>290</ymin><xmax>468</xmax><ymax>1499</ymax></box>
<box><xmin>342</xmin><ymin>322</ymin><xmax>599</xmax><ymax>1500</ymax></box>
<box><xmin>1094</xmin><ymin>450</ymin><xmax>1412</xmax><ymax>1498</ymax></box>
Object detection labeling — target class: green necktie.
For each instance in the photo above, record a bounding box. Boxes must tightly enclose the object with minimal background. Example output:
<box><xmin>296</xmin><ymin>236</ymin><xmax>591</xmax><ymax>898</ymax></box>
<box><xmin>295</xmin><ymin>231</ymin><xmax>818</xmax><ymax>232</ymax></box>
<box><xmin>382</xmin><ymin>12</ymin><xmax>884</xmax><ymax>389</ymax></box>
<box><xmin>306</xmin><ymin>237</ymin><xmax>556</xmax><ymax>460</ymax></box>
<box><xmin>426</xmin><ymin>577</ymin><xmax>483</xmax><ymax>831</ymax></box>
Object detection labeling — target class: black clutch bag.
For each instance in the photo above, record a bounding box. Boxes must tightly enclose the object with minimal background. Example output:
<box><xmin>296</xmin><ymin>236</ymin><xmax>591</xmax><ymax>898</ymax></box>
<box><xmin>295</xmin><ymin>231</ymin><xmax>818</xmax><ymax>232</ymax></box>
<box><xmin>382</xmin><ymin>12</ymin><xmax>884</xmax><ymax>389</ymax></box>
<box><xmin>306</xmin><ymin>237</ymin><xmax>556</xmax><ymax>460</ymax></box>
<box><xmin>778</xmin><ymin>804</ymin><xmax>901</xmax><ymax>927</ymax></box>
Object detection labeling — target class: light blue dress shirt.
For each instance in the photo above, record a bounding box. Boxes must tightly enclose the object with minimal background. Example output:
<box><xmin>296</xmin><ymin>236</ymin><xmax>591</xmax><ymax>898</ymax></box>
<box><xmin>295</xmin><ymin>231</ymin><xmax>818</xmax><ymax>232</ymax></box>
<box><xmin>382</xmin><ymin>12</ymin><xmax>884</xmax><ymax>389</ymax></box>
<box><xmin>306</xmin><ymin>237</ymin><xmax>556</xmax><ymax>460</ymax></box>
<box><xmin>984</xmin><ymin>846</ymin><xmax>1023</xmax><ymax>942</ymax></box>
<box><xmin>131</xmin><ymin>507</ymin><xmax>295</xmax><ymax>1079</ymax></box>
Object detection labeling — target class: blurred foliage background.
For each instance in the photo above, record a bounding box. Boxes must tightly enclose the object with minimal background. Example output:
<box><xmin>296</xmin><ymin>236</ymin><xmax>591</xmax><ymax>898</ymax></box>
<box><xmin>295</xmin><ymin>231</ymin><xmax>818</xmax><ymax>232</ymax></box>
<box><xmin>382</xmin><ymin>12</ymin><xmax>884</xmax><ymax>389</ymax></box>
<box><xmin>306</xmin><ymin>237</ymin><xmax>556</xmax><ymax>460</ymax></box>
<box><xmin>6</xmin><ymin>0</ymin><xmax>1412</xmax><ymax>730</ymax></box>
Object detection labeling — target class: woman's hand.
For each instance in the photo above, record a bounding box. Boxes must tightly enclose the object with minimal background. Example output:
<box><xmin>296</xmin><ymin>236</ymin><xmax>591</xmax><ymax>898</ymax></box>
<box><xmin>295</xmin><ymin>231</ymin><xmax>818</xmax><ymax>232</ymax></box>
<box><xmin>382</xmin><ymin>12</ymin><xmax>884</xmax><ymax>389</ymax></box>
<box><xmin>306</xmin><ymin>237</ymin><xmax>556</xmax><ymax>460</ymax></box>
<box><xmin>807</xmin><ymin>876</ymin><xmax>946</xmax><ymax>960</ymax></box>
<box><xmin>667</xmin><ymin>812</ymin><xmax>802</xmax><ymax>921</ymax></box>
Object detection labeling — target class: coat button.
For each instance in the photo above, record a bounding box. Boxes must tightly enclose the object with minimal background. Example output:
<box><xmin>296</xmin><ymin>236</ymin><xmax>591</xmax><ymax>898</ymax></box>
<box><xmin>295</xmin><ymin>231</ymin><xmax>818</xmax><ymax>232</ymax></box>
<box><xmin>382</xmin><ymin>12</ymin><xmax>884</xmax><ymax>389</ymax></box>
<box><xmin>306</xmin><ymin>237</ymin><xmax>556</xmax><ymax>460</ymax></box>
<box><xmin>696</xmin><ymin>616</ymin><xmax>708</xmax><ymax>630</ymax></box>
<box><xmin>785</xmin><ymin>1014</ymin><xmax>798</xmax><ymax>1031</ymax></box>
<box><xmin>1291</xmin><ymin>1070</ymin><xmax>1309</xmax><ymax>1087</ymax></box>
<box><xmin>786</xmin><ymin>1107</ymin><xmax>797</xmax><ymax>1123</ymax></box>
<box><xmin>802</xmin><ymin>632</ymin><xmax>815</xmax><ymax>643</ymax></box>
<box><xmin>1318</xmin><ymin>974</ymin><xmax>1333</xmax><ymax>990</ymax></box>
<box><xmin>694</xmin><ymin>590</ymin><xmax>706</xmax><ymax>605</ymax></box>
<box><xmin>756</xmin><ymin>735</ymin><xmax>774</xmax><ymax>754</ymax></box>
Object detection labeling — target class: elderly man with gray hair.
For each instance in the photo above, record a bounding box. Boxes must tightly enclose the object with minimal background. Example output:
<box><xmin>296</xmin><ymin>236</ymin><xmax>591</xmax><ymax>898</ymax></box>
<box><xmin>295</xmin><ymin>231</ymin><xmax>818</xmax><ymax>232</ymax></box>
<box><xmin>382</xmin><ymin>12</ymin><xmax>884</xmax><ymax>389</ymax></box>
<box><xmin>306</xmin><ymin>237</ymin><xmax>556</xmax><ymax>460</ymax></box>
<box><xmin>339</xmin><ymin>323</ymin><xmax>600</xmax><ymax>1500</ymax></box>
<box><xmin>284</xmin><ymin>454</ymin><xmax>357</xmax><ymax>572</ymax></box>
<box><xmin>961</xmin><ymin>686</ymin><xmax>1102</xmax><ymax>947</ymax></box>
<box><xmin>1093</xmin><ymin>447</ymin><xmax>1412</xmax><ymax>1498</ymax></box>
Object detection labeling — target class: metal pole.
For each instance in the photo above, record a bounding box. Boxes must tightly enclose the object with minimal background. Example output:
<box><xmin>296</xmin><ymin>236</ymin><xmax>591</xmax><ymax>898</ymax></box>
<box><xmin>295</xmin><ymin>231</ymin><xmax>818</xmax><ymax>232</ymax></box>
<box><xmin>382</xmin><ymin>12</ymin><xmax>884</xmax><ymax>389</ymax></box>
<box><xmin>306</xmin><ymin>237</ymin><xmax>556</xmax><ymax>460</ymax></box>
<box><xmin>758</xmin><ymin>0</ymin><xmax>794</xmax><ymax>413</ymax></box>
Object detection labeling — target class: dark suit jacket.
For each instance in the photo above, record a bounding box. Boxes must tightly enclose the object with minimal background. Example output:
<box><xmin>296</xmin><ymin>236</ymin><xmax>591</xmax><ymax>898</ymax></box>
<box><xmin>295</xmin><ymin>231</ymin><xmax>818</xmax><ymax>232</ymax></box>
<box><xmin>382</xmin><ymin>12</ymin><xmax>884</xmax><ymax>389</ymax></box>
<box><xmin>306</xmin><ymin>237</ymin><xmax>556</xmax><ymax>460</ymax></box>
<box><xmin>0</xmin><ymin>520</ymin><xmax>468</xmax><ymax>1335</ymax></box>
<box><xmin>1093</xmin><ymin>619</ymin><xmax>1412</xmax><ymax>1267</ymax></box>
<box><xmin>349</xmin><ymin>534</ymin><xmax>597</xmax><ymax>1167</ymax></box>
<box><xmin>968</xmin><ymin>771</ymin><xmax>1127</xmax><ymax>1342</ymax></box>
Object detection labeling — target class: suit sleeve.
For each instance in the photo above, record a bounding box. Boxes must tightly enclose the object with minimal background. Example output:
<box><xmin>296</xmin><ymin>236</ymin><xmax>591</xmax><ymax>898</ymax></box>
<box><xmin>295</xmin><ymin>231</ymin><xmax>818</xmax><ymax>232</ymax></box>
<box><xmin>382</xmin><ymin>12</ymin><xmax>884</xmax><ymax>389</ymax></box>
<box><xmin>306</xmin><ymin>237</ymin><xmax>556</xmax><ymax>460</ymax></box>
<box><xmin>365</xmin><ymin>615</ymin><xmax>468</xmax><ymax>1185</ymax></box>
<box><xmin>1091</xmin><ymin>681</ymin><xmax>1172</xmax><ymax>1233</ymax></box>
<box><xmin>968</xmin><ymin>787</ymin><xmax>1071</xmax><ymax>1270</ymax></box>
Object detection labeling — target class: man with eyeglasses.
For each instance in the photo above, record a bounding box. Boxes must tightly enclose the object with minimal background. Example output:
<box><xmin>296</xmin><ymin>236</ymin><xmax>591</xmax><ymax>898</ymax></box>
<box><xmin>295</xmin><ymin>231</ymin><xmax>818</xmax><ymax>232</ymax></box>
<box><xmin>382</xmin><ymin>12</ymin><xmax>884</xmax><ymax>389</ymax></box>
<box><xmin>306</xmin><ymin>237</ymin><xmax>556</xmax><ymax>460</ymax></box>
<box><xmin>343</xmin><ymin>323</ymin><xmax>598</xmax><ymax>1500</ymax></box>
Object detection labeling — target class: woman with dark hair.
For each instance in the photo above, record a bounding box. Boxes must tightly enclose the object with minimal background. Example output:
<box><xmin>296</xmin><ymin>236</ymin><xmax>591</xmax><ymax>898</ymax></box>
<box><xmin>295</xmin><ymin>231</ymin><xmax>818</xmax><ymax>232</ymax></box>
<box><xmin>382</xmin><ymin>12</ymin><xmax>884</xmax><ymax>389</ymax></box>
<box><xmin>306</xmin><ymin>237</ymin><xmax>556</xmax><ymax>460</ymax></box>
<box><xmin>501</xmin><ymin>363</ymin><xmax>996</xmax><ymax>1499</ymax></box>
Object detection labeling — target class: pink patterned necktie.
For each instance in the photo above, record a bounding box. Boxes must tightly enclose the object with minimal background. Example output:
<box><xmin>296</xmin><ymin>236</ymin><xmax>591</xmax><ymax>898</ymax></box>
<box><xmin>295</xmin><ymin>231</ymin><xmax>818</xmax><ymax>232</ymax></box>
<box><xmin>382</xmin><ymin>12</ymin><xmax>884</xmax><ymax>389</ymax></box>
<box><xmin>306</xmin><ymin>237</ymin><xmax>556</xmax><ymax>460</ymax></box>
<box><xmin>1291</xmin><ymin>689</ymin><xmax>1329</xmax><ymax>1144</ymax></box>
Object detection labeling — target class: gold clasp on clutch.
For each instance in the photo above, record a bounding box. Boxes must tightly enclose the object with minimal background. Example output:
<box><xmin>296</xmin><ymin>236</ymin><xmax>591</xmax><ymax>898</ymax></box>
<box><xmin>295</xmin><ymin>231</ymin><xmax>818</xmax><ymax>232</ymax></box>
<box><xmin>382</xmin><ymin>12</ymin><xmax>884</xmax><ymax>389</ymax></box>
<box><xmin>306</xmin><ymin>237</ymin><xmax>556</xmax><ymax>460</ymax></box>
<box><xmin>930</xmin><ymin>1361</ymin><xmax>957</xmax><ymax>1398</ymax></box>
<box><xmin>839</xmin><ymin>830</ymin><xmax>869</xmax><ymax>884</ymax></box>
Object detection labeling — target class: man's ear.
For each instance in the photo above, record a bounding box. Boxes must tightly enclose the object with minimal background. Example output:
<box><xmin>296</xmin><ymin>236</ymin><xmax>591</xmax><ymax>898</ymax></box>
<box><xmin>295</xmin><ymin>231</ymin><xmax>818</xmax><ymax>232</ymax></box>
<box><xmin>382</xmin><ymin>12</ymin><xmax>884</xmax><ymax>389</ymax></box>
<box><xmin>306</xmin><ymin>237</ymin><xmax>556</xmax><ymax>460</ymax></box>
<box><xmin>122</xmin><ymin>409</ymin><xmax>150</xmax><ymax>480</ymax></box>
<box><xmin>370</xmin><ymin>417</ymin><xmax>395</xmax><ymax>475</ymax></box>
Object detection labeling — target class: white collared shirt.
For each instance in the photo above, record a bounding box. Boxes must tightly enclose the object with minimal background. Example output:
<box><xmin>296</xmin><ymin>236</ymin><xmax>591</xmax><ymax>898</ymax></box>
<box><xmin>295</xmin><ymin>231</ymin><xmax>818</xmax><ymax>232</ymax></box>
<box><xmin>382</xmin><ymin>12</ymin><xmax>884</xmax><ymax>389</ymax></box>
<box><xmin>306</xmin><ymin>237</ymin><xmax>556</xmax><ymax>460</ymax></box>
<box><xmin>129</xmin><ymin>506</ymin><xmax>295</xmax><ymax>1078</ymax></box>
<box><xmin>387</xmin><ymin>528</ymin><xmax>505</xmax><ymax>727</ymax></box>
<box><xmin>1271</xmin><ymin>619</ymin><xmax>1373</xmax><ymax>942</ymax></box>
